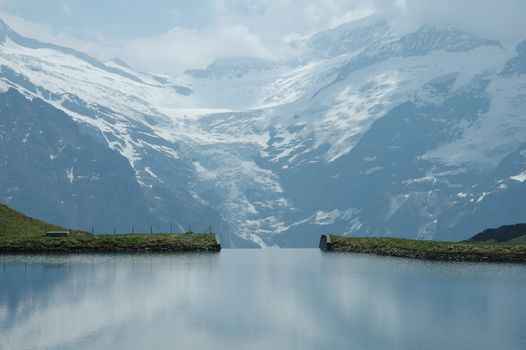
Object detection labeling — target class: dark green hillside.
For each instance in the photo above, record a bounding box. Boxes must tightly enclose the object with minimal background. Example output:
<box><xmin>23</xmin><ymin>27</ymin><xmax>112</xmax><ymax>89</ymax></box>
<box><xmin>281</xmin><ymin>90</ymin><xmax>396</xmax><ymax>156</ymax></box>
<box><xmin>0</xmin><ymin>204</ymin><xmax>66</xmax><ymax>236</ymax></box>
<box><xmin>509</xmin><ymin>235</ymin><xmax>526</xmax><ymax>243</ymax></box>
<box><xmin>467</xmin><ymin>224</ymin><xmax>526</xmax><ymax>243</ymax></box>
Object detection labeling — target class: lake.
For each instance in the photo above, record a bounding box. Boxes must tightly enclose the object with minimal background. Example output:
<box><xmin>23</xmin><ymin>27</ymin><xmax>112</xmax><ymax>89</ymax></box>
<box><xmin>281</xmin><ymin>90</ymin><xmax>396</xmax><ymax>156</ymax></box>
<box><xmin>1</xmin><ymin>249</ymin><xmax>525</xmax><ymax>350</ymax></box>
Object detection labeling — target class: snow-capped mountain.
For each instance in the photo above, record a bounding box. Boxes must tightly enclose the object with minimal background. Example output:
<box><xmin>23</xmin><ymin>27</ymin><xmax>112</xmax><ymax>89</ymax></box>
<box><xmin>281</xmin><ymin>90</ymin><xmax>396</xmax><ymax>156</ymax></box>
<box><xmin>1</xmin><ymin>16</ymin><xmax>525</xmax><ymax>247</ymax></box>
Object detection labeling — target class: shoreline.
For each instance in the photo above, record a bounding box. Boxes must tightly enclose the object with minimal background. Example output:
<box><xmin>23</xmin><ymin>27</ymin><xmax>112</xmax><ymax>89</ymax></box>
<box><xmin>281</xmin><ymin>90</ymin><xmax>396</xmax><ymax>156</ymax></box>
<box><xmin>320</xmin><ymin>235</ymin><xmax>526</xmax><ymax>263</ymax></box>
<box><xmin>0</xmin><ymin>233</ymin><xmax>221</xmax><ymax>253</ymax></box>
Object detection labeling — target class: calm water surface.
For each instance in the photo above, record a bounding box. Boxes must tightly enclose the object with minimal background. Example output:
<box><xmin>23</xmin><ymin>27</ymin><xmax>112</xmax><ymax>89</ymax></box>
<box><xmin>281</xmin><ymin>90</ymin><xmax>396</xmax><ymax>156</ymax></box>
<box><xmin>1</xmin><ymin>249</ymin><xmax>525</xmax><ymax>350</ymax></box>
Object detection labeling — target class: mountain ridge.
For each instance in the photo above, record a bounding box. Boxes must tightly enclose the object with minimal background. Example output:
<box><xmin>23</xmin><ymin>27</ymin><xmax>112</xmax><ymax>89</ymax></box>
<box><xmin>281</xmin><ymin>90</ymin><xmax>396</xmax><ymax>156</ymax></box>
<box><xmin>468</xmin><ymin>223</ymin><xmax>526</xmax><ymax>243</ymax></box>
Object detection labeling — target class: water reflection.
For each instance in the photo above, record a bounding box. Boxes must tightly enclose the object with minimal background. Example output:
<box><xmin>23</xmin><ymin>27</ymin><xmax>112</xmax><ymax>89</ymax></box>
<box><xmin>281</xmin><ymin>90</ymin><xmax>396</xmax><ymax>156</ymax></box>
<box><xmin>1</xmin><ymin>250</ymin><xmax>526</xmax><ymax>350</ymax></box>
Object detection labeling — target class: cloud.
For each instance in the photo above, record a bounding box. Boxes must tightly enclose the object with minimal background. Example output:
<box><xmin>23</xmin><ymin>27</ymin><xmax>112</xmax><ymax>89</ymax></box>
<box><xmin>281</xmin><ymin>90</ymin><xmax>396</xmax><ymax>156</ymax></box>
<box><xmin>388</xmin><ymin>0</ymin><xmax>526</xmax><ymax>44</ymax></box>
<box><xmin>61</xmin><ymin>3</ymin><xmax>72</xmax><ymax>15</ymax></box>
<box><xmin>121</xmin><ymin>24</ymin><xmax>273</xmax><ymax>75</ymax></box>
<box><xmin>208</xmin><ymin>0</ymin><xmax>374</xmax><ymax>41</ymax></box>
<box><xmin>121</xmin><ymin>0</ymin><xmax>377</xmax><ymax>75</ymax></box>
<box><xmin>120</xmin><ymin>0</ymin><xmax>526</xmax><ymax>75</ymax></box>
<box><xmin>2</xmin><ymin>0</ymin><xmax>526</xmax><ymax>76</ymax></box>
<box><xmin>0</xmin><ymin>11</ymin><xmax>120</xmax><ymax>60</ymax></box>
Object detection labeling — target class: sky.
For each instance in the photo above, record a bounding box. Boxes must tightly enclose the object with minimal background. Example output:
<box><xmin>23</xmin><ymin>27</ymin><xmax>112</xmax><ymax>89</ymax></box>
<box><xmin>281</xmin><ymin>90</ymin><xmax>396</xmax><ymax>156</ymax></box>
<box><xmin>0</xmin><ymin>0</ymin><xmax>525</xmax><ymax>76</ymax></box>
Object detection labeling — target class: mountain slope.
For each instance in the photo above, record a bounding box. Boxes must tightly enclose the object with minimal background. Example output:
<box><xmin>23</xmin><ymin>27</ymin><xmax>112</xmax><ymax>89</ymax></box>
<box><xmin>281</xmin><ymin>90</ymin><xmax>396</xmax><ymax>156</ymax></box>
<box><xmin>0</xmin><ymin>202</ymin><xmax>65</xmax><ymax>235</ymax></box>
<box><xmin>468</xmin><ymin>224</ymin><xmax>526</xmax><ymax>243</ymax></box>
<box><xmin>0</xmin><ymin>88</ymin><xmax>159</xmax><ymax>233</ymax></box>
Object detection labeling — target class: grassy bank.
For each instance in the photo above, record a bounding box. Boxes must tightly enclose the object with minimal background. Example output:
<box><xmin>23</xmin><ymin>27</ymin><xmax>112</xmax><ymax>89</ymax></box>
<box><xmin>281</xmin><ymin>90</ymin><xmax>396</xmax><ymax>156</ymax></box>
<box><xmin>0</xmin><ymin>204</ymin><xmax>65</xmax><ymax>236</ymax></box>
<box><xmin>0</xmin><ymin>232</ymin><xmax>220</xmax><ymax>253</ymax></box>
<box><xmin>0</xmin><ymin>204</ymin><xmax>220</xmax><ymax>253</ymax></box>
<box><xmin>323</xmin><ymin>235</ymin><xmax>526</xmax><ymax>263</ymax></box>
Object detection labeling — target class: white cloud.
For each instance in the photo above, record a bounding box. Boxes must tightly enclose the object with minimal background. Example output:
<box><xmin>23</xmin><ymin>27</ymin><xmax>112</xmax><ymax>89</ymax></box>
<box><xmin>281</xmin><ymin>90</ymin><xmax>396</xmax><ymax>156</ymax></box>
<box><xmin>0</xmin><ymin>11</ymin><xmax>119</xmax><ymax>60</ymax></box>
<box><xmin>120</xmin><ymin>0</ymin><xmax>526</xmax><ymax>75</ymax></box>
<box><xmin>120</xmin><ymin>0</ymin><xmax>377</xmax><ymax>75</ymax></box>
<box><xmin>2</xmin><ymin>0</ymin><xmax>526</xmax><ymax>76</ymax></box>
<box><xmin>389</xmin><ymin>0</ymin><xmax>526</xmax><ymax>45</ymax></box>
<box><xmin>329</xmin><ymin>7</ymin><xmax>376</xmax><ymax>28</ymax></box>
<box><xmin>121</xmin><ymin>24</ymin><xmax>273</xmax><ymax>75</ymax></box>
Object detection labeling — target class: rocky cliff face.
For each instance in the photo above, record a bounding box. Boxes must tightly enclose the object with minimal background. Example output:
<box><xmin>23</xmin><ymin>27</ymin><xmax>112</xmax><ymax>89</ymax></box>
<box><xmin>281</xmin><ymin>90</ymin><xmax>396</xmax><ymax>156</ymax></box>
<box><xmin>0</xmin><ymin>88</ymin><xmax>155</xmax><ymax>232</ymax></box>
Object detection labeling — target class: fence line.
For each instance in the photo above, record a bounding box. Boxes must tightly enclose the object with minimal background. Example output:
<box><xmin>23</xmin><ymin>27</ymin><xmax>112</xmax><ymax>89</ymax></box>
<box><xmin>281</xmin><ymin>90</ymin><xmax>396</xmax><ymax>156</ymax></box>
<box><xmin>86</xmin><ymin>225</ymin><xmax>215</xmax><ymax>235</ymax></box>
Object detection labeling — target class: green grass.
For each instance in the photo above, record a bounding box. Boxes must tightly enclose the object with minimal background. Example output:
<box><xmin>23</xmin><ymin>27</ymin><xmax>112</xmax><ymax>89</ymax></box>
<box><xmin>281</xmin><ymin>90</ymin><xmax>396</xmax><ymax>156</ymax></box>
<box><xmin>0</xmin><ymin>233</ymin><xmax>220</xmax><ymax>253</ymax></box>
<box><xmin>327</xmin><ymin>235</ymin><xmax>526</xmax><ymax>263</ymax></box>
<box><xmin>0</xmin><ymin>204</ymin><xmax>220</xmax><ymax>253</ymax></box>
<box><xmin>508</xmin><ymin>234</ymin><xmax>526</xmax><ymax>244</ymax></box>
<box><xmin>0</xmin><ymin>204</ymin><xmax>66</xmax><ymax>236</ymax></box>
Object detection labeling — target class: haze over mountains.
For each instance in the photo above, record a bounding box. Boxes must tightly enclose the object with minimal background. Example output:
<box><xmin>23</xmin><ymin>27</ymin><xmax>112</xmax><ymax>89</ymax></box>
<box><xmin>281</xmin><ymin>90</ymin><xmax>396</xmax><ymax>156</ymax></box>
<box><xmin>0</xmin><ymin>15</ymin><xmax>525</xmax><ymax>247</ymax></box>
